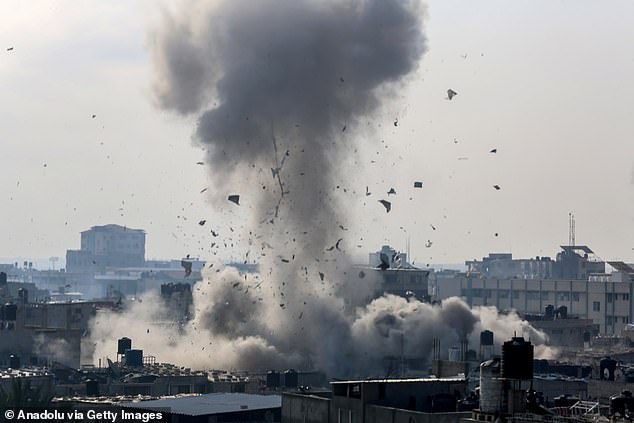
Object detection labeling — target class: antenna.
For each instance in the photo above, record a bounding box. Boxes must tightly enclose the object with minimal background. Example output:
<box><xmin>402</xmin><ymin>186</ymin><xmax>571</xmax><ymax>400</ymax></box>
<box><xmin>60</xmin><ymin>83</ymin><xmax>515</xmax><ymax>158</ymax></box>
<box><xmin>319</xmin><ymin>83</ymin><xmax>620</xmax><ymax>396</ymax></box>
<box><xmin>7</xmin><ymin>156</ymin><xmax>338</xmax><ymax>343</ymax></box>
<box><xmin>568</xmin><ymin>212</ymin><xmax>576</xmax><ymax>246</ymax></box>
<box><xmin>406</xmin><ymin>236</ymin><xmax>411</xmax><ymax>263</ymax></box>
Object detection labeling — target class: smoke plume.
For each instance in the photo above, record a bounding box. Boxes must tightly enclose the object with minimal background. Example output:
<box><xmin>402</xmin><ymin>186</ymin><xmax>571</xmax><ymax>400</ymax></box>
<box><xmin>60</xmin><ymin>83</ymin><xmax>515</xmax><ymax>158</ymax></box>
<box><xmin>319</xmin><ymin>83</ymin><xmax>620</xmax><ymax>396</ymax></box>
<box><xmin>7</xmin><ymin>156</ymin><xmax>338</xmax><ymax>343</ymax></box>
<box><xmin>89</xmin><ymin>0</ymin><xmax>558</xmax><ymax>377</ymax></box>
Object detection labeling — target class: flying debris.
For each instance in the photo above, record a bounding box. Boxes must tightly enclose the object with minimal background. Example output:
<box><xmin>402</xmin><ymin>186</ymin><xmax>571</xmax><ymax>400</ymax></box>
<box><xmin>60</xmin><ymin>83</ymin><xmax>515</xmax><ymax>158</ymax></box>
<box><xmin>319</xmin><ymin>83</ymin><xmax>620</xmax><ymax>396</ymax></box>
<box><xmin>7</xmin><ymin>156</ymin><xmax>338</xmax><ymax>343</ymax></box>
<box><xmin>378</xmin><ymin>199</ymin><xmax>391</xmax><ymax>213</ymax></box>
<box><xmin>228</xmin><ymin>195</ymin><xmax>240</xmax><ymax>205</ymax></box>
<box><xmin>414</xmin><ymin>181</ymin><xmax>423</xmax><ymax>188</ymax></box>
<box><xmin>335</xmin><ymin>238</ymin><xmax>343</xmax><ymax>251</ymax></box>
<box><xmin>365</xmin><ymin>186</ymin><xmax>371</xmax><ymax>196</ymax></box>
<box><xmin>387</xmin><ymin>188</ymin><xmax>396</xmax><ymax>195</ymax></box>
<box><xmin>210</xmin><ymin>229</ymin><xmax>218</xmax><ymax>237</ymax></box>
<box><xmin>198</xmin><ymin>220</ymin><xmax>206</xmax><ymax>226</ymax></box>
<box><xmin>91</xmin><ymin>114</ymin><xmax>96</xmax><ymax>119</ymax></box>
<box><xmin>493</xmin><ymin>185</ymin><xmax>501</xmax><ymax>190</ymax></box>
<box><xmin>495</xmin><ymin>233</ymin><xmax>499</xmax><ymax>237</ymax></box>
<box><xmin>342</xmin><ymin>125</ymin><xmax>346</xmax><ymax>132</ymax></box>
<box><xmin>490</xmin><ymin>148</ymin><xmax>497</xmax><ymax>153</ymax></box>
<box><xmin>340</xmin><ymin>77</ymin><xmax>344</xmax><ymax>82</ymax></box>
<box><xmin>425</xmin><ymin>240</ymin><xmax>432</xmax><ymax>248</ymax></box>
<box><xmin>358</xmin><ymin>270</ymin><xmax>366</xmax><ymax>279</ymax></box>
<box><xmin>393</xmin><ymin>118</ymin><xmax>398</xmax><ymax>127</ymax></box>
<box><xmin>378</xmin><ymin>253</ymin><xmax>390</xmax><ymax>270</ymax></box>
<box><xmin>430</xmin><ymin>224</ymin><xmax>436</xmax><ymax>230</ymax></box>
<box><xmin>7</xmin><ymin>47</ymin><xmax>14</xmax><ymax>51</ymax></box>
<box><xmin>447</xmin><ymin>89</ymin><xmax>458</xmax><ymax>100</ymax></box>
<box><xmin>319</xmin><ymin>272</ymin><xmax>325</xmax><ymax>281</ymax></box>
<box><xmin>196</xmin><ymin>161</ymin><xmax>204</xmax><ymax>165</ymax></box>
<box><xmin>200</xmin><ymin>187</ymin><xmax>208</xmax><ymax>193</ymax></box>
<box><xmin>181</xmin><ymin>260</ymin><xmax>192</xmax><ymax>277</ymax></box>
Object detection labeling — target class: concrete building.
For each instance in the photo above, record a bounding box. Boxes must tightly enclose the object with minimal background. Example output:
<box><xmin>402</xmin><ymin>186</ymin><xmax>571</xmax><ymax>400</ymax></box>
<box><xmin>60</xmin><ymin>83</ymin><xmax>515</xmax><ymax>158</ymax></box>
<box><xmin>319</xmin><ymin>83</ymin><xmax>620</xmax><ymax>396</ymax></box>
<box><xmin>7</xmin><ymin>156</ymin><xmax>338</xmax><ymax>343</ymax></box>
<box><xmin>66</xmin><ymin>224</ymin><xmax>146</xmax><ymax>272</ymax></box>
<box><xmin>362</xmin><ymin>245</ymin><xmax>429</xmax><ymax>302</ymax></box>
<box><xmin>432</xmin><ymin>247</ymin><xmax>634</xmax><ymax>335</ymax></box>
<box><xmin>119</xmin><ymin>393</ymin><xmax>281</xmax><ymax>423</ymax></box>
<box><xmin>282</xmin><ymin>378</ymin><xmax>469</xmax><ymax>423</ymax></box>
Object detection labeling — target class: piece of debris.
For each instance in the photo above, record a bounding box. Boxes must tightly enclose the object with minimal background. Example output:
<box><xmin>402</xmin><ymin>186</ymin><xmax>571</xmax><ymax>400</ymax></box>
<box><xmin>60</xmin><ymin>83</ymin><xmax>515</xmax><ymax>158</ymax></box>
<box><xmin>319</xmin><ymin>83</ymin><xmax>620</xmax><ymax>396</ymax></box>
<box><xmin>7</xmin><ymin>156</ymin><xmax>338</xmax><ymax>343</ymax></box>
<box><xmin>378</xmin><ymin>253</ymin><xmax>390</xmax><ymax>270</ymax></box>
<box><xmin>211</xmin><ymin>229</ymin><xmax>218</xmax><ymax>237</ymax></box>
<box><xmin>414</xmin><ymin>181</ymin><xmax>423</xmax><ymax>188</ymax></box>
<box><xmin>425</xmin><ymin>240</ymin><xmax>433</xmax><ymax>248</ymax></box>
<box><xmin>200</xmin><ymin>187</ymin><xmax>208</xmax><ymax>193</ymax></box>
<box><xmin>281</xmin><ymin>258</ymin><xmax>290</xmax><ymax>263</ymax></box>
<box><xmin>378</xmin><ymin>199</ymin><xmax>391</xmax><ymax>212</ymax></box>
<box><xmin>181</xmin><ymin>260</ymin><xmax>192</xmax><ymax>277</ymax></box>
<box><xmin>430</xmin><ymin>224</ymin><xmax>436</xmax><ymax>230</ymax></box>
<box><xmin>393</xmin><ymin>118</ymin><xmax>398</xmax><ymax>127</ymax></box>
<box><xmin>91</xmin><ymin>114</ymin><xmax>96</xmax><ymax>119</ymax></box>
<box><xmin>490</xmin><ymin>148</ymin><xmax>497</xmax><ymax>153</ymax></box>
<box><xmin>7</xmin><ymin>47</ymin><xmax>14</xmax><ymax>51</ymax></box>
<box><xmin>228</xmin><ymin>194</ymin><xmax>240</xmax><ymax>205</ymax></box>
<box><xmin>335</xmin><ymin>238</ymin><xmax>343</xmax><ymax>251</ymax></box>
<box><xmin>447</xmin><ymin>89</ymin><xmax>458</xmax><ymax>100</ymax></box>
<box><xmin>198</xmin><ymin>220</ymin><xmax>206</xmax><ymax>226</ymax></box>
<box><xmin>387</xmin><ymin>188</ymin><xmax>396</xmax><ymax>195</ymax></box>
<box><xmin>342</xmin><ymin>125</ymin><xmax>346</xmax><ymax>132</ymax></box>
<box><xmin>319</xmin><ymin>272</ymin><xmax>325</xmax><ymax>281</ymax></box>
<box><xmin>493</xmin><ymin>185</ymin><xmax>501</xmax><ymax>190</ymax></box>
<box><xmin>494</xmin><ymin>232</ymin><xmax>499</xmax><ymax>237</ymax></box>
<box><xmin>358</xmin><ymin>270</ymin><xmax>366</xmax><ymax>278</ymax></box>
<box><xmin>196</xmin><ymin>161</ymin><xmax>204</xmax><ymax>165</ymax></box>
<box><xmin>365</xmin><ymin>186</ymin><xmax>371</xmax><ymax>196</ymax></box>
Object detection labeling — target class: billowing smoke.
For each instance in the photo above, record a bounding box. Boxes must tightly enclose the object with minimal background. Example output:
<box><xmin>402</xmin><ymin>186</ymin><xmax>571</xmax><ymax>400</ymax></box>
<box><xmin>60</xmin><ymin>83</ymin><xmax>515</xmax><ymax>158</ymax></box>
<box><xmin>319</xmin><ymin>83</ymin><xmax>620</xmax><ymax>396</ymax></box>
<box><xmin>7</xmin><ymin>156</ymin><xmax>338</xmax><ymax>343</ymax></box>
<box><xmin>89</xmin><ymin>0</ymin><xmax>558</xmax><ymax>377</ymax></box>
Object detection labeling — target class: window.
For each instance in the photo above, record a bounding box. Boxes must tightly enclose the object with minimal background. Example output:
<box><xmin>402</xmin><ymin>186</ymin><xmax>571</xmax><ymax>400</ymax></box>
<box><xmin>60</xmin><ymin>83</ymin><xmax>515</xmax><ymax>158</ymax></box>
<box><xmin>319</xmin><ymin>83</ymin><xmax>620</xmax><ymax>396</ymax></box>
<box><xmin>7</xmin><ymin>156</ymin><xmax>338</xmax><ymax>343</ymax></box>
<box><xmin>541</xmin><ymin>291</ymin><xmax>549</xmax><ymax>300</ymax></box>
<box><xmin>527</xmin><ymin>291</ymin><xmax>539</xmax><ymax>301</ymax></box>
<box><xmin>624</xmin><ymin>294</ymin><xmax>630</xmax><ymax>301</ymax></box>
<box><xmin>513</xmin><ymin>291</ymin><xmax>520</xmax><ymax>299</ymax></box>
<box><xmin>473</xmin><ymin>289</ymin><xmax>482</xmax><ymax>298</ymax></box>
<box><xmin>607</xmin><ymin>316</ymin><xmax>613</xmax><ymax>325</ymax></box>
<box><xmin>623</xmin><ymin>316</ymin><xmax>630</xmax><ymax>324</ymax></box>
<box><xmin>484</xmin><ymin>289</ymin><xmax>492</xmax><ymax>298</ymax></box>
<box><xmin>607</xmin><ymin>293</ymin><xmax>613</xmax><ymax>303</ymax></box>
<box><xmin>593</xmin><ymin>301</ymin><xmax>600</xmax><ymax>312</ymax></box>
<box><xmin>499</xmin><ymin>290</ymin><xmax>509</xmax><ymax>299</ymax></box>
<box><xmin>559</xmin><ymin>292</ymin><xmax>570</xmax><ymax>301</ymax></box>
<box><xmin>572</xmin><ymin>292</ymin><xmax>580</xmax><ymax>302</ymax></box>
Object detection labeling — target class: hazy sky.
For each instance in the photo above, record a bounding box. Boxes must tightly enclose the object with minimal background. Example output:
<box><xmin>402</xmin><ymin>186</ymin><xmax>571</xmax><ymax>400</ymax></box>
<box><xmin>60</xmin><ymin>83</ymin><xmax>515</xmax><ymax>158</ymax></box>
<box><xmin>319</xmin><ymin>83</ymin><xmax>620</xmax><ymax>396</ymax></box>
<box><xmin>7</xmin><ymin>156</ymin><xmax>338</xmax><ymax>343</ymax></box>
<box><xmin>1</xmin><ymin>1</ymin><xmax>633</xmax><ymax>267</ymax></box>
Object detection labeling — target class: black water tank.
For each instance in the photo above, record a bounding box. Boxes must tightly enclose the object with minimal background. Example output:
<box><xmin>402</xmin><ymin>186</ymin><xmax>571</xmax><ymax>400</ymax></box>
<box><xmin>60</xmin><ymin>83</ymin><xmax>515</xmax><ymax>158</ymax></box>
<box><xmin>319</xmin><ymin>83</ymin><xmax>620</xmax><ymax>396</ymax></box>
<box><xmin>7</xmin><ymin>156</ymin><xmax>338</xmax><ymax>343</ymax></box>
<box><xmin>600</xmin><ymin>357</ymin><xmax>617</xmax><ymax>381</ymax></box>
<box><xmin>18</xmin><ymin>288</ymin><xmax>28</xmax><ymax>304</ymax></box>
<box><xmin>545</xmin><ymin>304</ymin><xmax>555</xmax><ymax>319</ymax></box>
<box><xmin>118</xmin><ymin>337</ymin><xmax>132</xmax><ymax>355</ymax></box>
<box><xmin>501</xmin><ymin>336</ymin><xmax>534</xmax><ymax>380</ymax></box>
<box><xmin>9</xmin><ymin>354</ymin><xmax>20</xmax><ymax>369</ymax></box>
<box><xmin>0</xmin><ymin>304</ymin><xmax>4</xmax><ymax>321</ymax></box>
<box><xmin>610</xmin><ymin>391</ymin><xmax>634</xmax><ymax>416</ymax></box>
<box><xmin>4</xmin><ymin>303</ymin><xmax>17</xmax><ymax>321</ymax></box>
<box><xmin>556</xmin><ymin>305</ymin><xmax>568</xmax><ymax>319</ymax></box>
<box><xmin>86</xmin><ymin>380</ymin><xmax>99</xmax><ymax>396</ymax></box>
<box><xmin>583</xmin><ymin>331</ymin><xmax>591</xmax><ymax>343</ymax></box>
<box><xmin>284</xmin><ymin>369</ymin><xmax>298</xmax><ymax>388</ymax></box>
<box><xmin>0</xmin><ymin>272</ymin><xmax>6</xmax><ymax>285</ymax></box>
<box><xmin>266</xmin><ymin>370</ymin><xmax>280</xmax><ymax>388</ymax></box>
<box><xmin>124</xmin><ymin>349</ymin><xmax>143</xmax><ymax>367</ymax></box>
<box><xmin>480</xmin><ymin>330</ymin><xmax>494</xmax><ymax>346</ymax></box>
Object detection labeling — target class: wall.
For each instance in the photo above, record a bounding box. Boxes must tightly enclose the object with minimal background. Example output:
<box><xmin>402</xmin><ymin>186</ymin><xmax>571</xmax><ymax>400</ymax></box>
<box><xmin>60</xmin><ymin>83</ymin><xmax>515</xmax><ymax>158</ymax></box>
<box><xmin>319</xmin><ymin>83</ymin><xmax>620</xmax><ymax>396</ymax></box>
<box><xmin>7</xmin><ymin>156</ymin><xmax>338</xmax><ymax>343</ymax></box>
<box><xmin>282</xmin><ymin>392</ymin><xmax>330</xmax><ymax>423</ymax></box>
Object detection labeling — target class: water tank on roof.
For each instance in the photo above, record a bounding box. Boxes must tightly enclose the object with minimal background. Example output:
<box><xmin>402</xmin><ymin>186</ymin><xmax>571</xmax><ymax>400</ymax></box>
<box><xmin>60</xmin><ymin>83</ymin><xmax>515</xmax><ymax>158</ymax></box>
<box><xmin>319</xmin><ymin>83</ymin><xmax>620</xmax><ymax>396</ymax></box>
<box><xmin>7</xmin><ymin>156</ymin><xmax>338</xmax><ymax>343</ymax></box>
<box><xmin>86</xmin><ymin>379</ymin><xmax>99</xmax><ymax>396</ymax></box>
<box><xmin>266</xmin><ymin>370</ymin><xmax>280</xmax><ymax>388</ymax></box>
<box><xmin>9</xmin><ymin>354</ymin><xmax>20</xmax><ymax>369</ymax></box>
<box><xmin>124</xmin><ymin>349</ymin><xmax>143</xmax><ymax>367</ymax></box>
<box><xmin>118</xmin><ymin>337</ymin><xmax>132</xmax><ymax>355</ymax></box>
<box><xmin>600</xmin><ymin>357</ymin><xmax>617</xmax><ymax>381</ymax></box>
<box><xmin>18</xmin><ymin>288</ymin><xmax>28</xmax><ymax>304</ymax></box>
<box><xmin>479</xmin><ymin>358</ymin><xmax>503</xmax><ymax>414</ymax></box>
<box><xmin>284</xmin><ymin>369</ymin><xmax>298</xmax><ymax>388</ymax></box>
<box><xmin>0</xmin><ymin>272</ymin><xmax>6</xmax><ymax>285</ymax></box>
<box><xmin>0</xmin><ymin>304</ymin><xmax>4</xmax><ymax>321</ymax></box>
<box><xmin>480</xmin><ymin>330</ymin><xmax>494</xmax><ymax>346</ymax></box>
<box><xmin>448</xmin><ymin>347</ymin><xmax>461</xmax><ymax>362</ymax></box>
<box><xmin>4</xmin><ymin>303</ymin><xmax>17</xmax><ymax>321</ymax></box>
<box><xmin>501</xmin><ymin>336</ymin><xmax>533</xmax><ymax>380</ymax></box>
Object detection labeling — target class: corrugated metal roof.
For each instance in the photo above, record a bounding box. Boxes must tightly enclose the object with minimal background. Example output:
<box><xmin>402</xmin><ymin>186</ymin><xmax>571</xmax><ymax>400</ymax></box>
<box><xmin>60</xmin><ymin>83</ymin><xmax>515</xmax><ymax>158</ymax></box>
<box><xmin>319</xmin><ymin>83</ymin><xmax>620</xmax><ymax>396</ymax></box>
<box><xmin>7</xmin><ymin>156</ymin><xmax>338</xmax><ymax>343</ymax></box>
<box><xmin>120</xmin><ymin>393</ymin><xmax>281</xmax><ymax>416</ymax></box>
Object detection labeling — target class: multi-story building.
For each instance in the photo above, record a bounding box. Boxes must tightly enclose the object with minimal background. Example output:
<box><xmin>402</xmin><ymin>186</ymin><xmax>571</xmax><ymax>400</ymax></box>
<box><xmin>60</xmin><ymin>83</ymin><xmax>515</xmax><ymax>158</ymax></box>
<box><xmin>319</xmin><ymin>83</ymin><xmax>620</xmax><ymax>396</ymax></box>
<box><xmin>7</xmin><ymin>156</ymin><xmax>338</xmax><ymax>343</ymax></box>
<box><xmin>66</xmin><ymin>224</ymin><xmax>146</xmax><ymax>272</ymax></box>
<box><xmin>432</xmin><ymin>246</ymin><xmax>634</xmax><ymax>335</ymax></box>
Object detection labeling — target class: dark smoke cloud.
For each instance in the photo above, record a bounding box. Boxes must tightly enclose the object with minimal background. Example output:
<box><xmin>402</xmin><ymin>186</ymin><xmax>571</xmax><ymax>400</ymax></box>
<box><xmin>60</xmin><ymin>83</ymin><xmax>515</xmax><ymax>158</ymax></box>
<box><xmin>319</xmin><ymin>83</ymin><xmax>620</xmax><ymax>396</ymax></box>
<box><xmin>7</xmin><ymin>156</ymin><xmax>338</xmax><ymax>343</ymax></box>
<box><xmin>87</xmin><ymin>0</ymin><xmax>557</xmax><ymax>377</ymax></box>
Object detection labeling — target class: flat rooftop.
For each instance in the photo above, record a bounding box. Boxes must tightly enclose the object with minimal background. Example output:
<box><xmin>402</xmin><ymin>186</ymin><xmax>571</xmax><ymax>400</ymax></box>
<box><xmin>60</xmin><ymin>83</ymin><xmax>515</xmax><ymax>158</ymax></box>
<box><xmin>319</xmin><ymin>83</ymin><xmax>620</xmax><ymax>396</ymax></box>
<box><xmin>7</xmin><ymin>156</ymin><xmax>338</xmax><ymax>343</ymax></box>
<box><xmin>120</xmin><ymin>393</ymin><xmax>281</xmax><ymax>417</ymax></box>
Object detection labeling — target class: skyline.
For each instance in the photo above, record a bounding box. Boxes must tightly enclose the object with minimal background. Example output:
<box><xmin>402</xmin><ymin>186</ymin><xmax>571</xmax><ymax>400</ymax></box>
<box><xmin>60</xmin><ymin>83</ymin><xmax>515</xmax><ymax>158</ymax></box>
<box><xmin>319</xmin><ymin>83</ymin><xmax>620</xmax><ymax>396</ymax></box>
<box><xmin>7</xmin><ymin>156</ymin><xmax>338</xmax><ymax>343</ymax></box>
<box><xmin>2</xmin><ymin>0</ymin><xmax>634</xmax><ymax>265</ymax></box>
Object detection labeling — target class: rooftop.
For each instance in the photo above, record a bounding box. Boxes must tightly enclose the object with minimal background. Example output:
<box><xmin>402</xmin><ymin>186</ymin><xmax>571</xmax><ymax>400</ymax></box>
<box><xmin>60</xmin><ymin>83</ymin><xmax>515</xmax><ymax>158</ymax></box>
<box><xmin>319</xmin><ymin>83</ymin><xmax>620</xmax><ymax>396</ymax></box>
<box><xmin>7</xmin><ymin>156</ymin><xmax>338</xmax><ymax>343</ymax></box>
<box><xmin>330</xmin><ymin>377</ymin><xmax>465</xmax><ymax>385</ymax></box>
<box><xmin>120</xmin><ymin>393</ymin><xmax>281</xmax><ymax>417</ymax></box>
